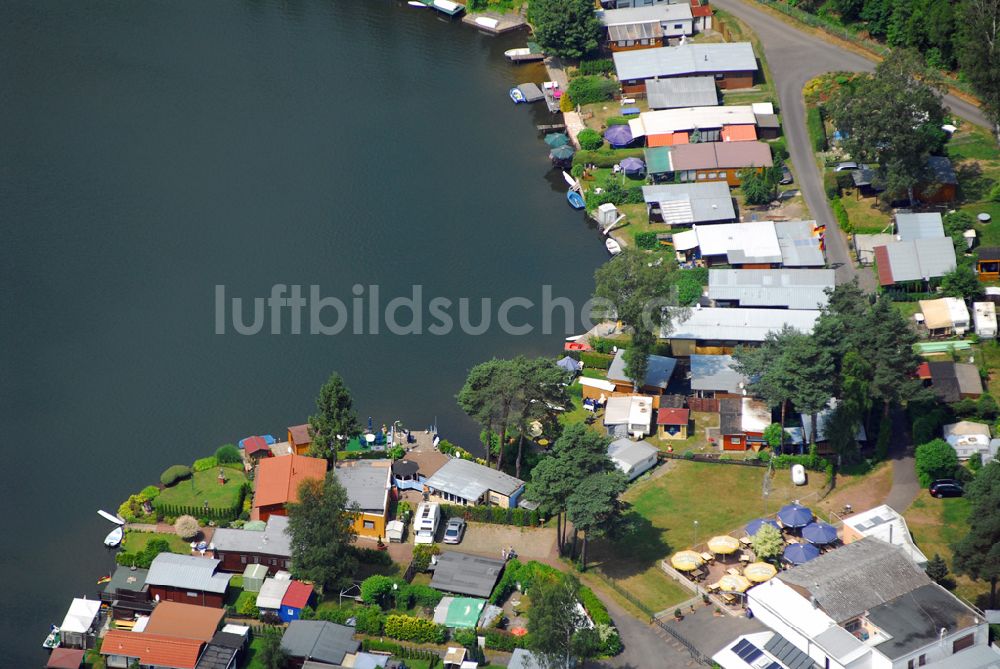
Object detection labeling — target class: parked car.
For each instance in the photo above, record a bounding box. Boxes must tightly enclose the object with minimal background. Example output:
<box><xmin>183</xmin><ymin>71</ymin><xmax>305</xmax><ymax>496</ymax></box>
<box><xmin>929</xmin><ymin>479</ymin><xmax>964</xmax><ymax>498</ymax></box>
<box><xmin>443</xmin><ymin>517</ymin><xmax>466</xmax><ymax>544</ymax></box>
<box><xmin>834</xmin><ymin>161</ymin><xmax>859</xmax><ymax>172</ymax></box>
<box><xmin>791</xmin><ymin>464</ymin><xmax>807</xmax><ymax>486</ymax></box>
<box><xmin>780</xmin><ymin>166</ymin><xmax>793</xmax><ymax>185</ymax></box>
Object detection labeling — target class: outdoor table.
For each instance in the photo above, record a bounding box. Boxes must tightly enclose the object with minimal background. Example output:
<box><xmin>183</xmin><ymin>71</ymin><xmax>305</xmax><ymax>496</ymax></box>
<box><xmin>727</xmin><ymin>568</ymin><xmax>741</xmax><ymax>576</ymax></box>
<box><xmin>701</xmin><ymin>552</ymin><xmax>715</xmax><ymax>563</ymax></box>
<box><xmin>739</xmin><ymin>553</ymin><xmax>752</xmax><ymax>563</ymax></box>
<box><xmin>740</xmin><ymin>536</ymin><xmax>752</xmax><ymax>545</ymax></box>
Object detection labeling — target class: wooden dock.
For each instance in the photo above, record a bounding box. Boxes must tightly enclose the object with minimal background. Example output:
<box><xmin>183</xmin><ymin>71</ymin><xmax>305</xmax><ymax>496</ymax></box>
<box><xmin>537</xmin><ymin>123</ymin><xmax>566</xmax><ymax>132</ymax></box>
<box><xmin>507</xmin><ymin>52</ymin><xmax>545</xmax><ymax>63</ymax></box>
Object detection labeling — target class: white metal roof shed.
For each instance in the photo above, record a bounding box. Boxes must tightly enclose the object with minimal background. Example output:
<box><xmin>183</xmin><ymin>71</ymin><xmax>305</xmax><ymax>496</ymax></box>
<box><xmin>256</xmin><ymin>577</ymin><xmax>293</xmax><ymax>610</ymax></box>
<box><xmin>60</xmin><ymin>598</ymin><xmax>101</xmax><ymax>634</ymax></box>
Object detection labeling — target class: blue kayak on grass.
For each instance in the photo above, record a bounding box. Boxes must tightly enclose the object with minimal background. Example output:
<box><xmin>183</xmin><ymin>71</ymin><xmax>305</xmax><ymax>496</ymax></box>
<box><xmin>566</xmin><ymin>190</ymin><xmax>585</xmax><ymax>209</ymax></box>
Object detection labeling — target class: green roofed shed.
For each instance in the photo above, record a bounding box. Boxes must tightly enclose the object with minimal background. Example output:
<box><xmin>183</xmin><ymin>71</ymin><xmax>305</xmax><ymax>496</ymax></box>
<box><xmin>243</xmin><ymin>564</ymin><xmax>269</xmax><ymax>592</ymax></box>
<box><xmin>432</xmin><ymin>596</ymin><xmax>485</xmax><ymax>628</ymax></box>
<box><xmin>645</xmin><ymin>146</ymin><xmax>672</xmax><ymax>175</ymax></box>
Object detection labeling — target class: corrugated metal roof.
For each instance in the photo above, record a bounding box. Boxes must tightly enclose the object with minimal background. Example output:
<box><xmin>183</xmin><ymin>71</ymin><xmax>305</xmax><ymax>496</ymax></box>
<box><xmin>895</xmin><ymin>212</ymin><xmax>944</xmax><ymax>241</ymax></box>
<box><xmin>878</xmin><ymin>238</ymin><xmax>956</xmax><ymax>284</ymax></box>
<box><xmin>600</xmin><ymin>4</ymin><xmax>693</xmax><ymax>25</ymax></box>
<box><xmin>689</xmin><ymin>354</ymin><xmax>747</xmax><ymax>393</ymax></box>
<box><xmin>663</xmin><ymin>307</ymin><xmax>819</xmax><ymax>341</ymax></box>
<box><xmin>645</xmin><ymin>76</ymin><xmax>718</xmax><ymax>109</ymax></box>
<box><xmin>281</xmin><ymin>621</ymin><xmax>359</xmax><ymax>666</ymax></box>
<box><xmin>608</xmin><ymin>22</ymin><xmax>663</xmax><ymax>41</ymax></box>
<box><xmin>257</xmin><ymin>577</ymin><xmax>293</xmax><ymax>610</ymax></box>
<box><xmin>613</xmin><ymin>42</ymin><xmax>758</xmax><ymax>81</ymax></box>
<box><xmin>708</xmin><ymin>268</ymin><xmax>834</xmax><ymax>309</ymax></box>
<box><xmin>630</xmin><ymin>105</ymin><xmax>756</xmax><ymax>137</ymax></box>
<box><xmin>146</xmin><ymin>554</ymin><xmax>231</xmax><ymax>594</ymax></box>
<box><xmin>668</xmin><ymin>141</ymin><xmax>772</xmax><ymax>171</ymax></box>
<box><xmin>430</xmin><ymin>551</ymin><xmax>505</xmax><ymax>598</ymax></box>
<box><xmin>774</xmin><ymin>220</ymin><xmax>825</xmax><ymax>267</ymax></box>
<box><xmin>424</xmin><ymin>458</ymin><xmax>524</xmax><ymax>502</ymax></box>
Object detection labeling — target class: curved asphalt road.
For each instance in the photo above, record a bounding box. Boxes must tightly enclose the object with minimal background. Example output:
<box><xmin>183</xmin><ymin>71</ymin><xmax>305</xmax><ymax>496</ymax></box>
<box><xmin>712</xmin><ymin>0</ymin><xmax>989</xmax><ymax>289</ymax></box>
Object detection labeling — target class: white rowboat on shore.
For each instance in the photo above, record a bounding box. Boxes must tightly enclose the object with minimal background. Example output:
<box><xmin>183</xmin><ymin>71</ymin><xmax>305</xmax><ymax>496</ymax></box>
<box><xmin>98</xmin><ymin>509</ymin><xmax>126</xmax><ymax>525</ymax></box>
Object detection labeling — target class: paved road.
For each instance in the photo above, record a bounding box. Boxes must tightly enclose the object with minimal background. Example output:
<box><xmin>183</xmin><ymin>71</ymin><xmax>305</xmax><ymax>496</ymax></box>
<box><xmin>588</xmin><ymin>596</ymin><xmax>703</xmax><ymax>668</ymax></box>
<box><xmin>885</xmin><ymin>406</ymin><xmax>921</xmax><ymax>512</ymax></box>
<box><xmin>713</xmin><ymin>0</ymin><xmax>989</xmax><ymax>290</ymax></box>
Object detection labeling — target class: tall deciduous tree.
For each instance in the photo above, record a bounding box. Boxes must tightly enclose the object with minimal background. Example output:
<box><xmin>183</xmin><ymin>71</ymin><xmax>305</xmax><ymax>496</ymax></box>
<box><xmin>528</xmin><ymin>573</ymin><xmax>599</xmax><ymax>669</ymax></box>
<box><xmin>287</xmin><ymin>473</ymin><xmax>358</xmax><ymax>591</ymax></box>
<box><xmin>959</xmin><ymin>0</ymin><xmax>1000</xmax><ymax>138</ymax></box>
<box><xmin>566</xmin><ymin>470</ymin><xmax>629</xmax><ymax>569</ymax></box>
<box><xmin>510</xmin><ymin>357</ymin><xmax>572</xmax><ymax>479</ymax></box>
<box><xmin>866</xmin><ymin>297</ymin><xmax>924</xmax><ymax>416</ymax></box>
<box><xmin>458</xmin><ymin>359</ymin><xmax>515</xmax><ymax>468</ymax></box>
<box><xmin>257</xmin><ymin>630</ymin><xmax>289</xmax><ymax>669</ymax></box>
<box><xmin>592</xmin><ymin>248</ymin><xmax>681</xmax><ymax>389</ymax></box>
<box><xmin>829</xmin><ymin>50</ymin><xmax>947</xmax><ymax>204</ymax></box>
<box><xmin>530</xmin><ymin>0</ymin><xmax>601</xmax><ymax>60</ymax></box>
<box><xmin>526</xmin><ymin>424</ymin><xmax>614</xmax><ymax>555</ymax></box>
<box><xmin>953</xmin><ymin>460</ymin><xmax>1000</xmax><ymax>606</ymax></box>
<box><xmin>308</xmin><ymin>372</ymin><xmax>360</xmax><ymax>464</ymax></box>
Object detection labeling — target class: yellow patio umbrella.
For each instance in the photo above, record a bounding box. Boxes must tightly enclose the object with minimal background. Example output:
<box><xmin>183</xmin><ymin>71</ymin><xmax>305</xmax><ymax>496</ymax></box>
<box><xmin>670</xmin><ymin>550</ymin><xmax>705</xmax><ymax>572</ymax></box>
<box><xmin>707</xmin><ymin>535</ymin><xmax>741</xmax><ymax>555</ymax></box>
<box><xmin>744</xmin><ymin>562</ymin><xmax>778</xmax><ymax>583</ymax></box>
<box><xmin>718</xmin><ymin>573</ymin><xmax>752</xmax><ymax>593</ymax></box>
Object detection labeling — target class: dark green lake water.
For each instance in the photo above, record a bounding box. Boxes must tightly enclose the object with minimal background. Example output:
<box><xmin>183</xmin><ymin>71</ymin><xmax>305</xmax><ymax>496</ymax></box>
<box><xmin>1</xmin><ymin>0</ymin><xmax>606</xmax><ymax>661</ymax></box>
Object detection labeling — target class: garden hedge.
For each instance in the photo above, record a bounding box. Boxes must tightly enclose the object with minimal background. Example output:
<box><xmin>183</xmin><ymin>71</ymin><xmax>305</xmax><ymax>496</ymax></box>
<box><xmin>438</xmin><ymin>503</ymin><xmax>540</xmax><ymax>527</ymax></box>
<box><xmin>384</xmin><ymin>614</ymin><xmax>446</xmax><ymax>644</ymax></box>
<box><xmin>160</xmin><ymin>465</ymin><xmax>192</xmax><ymax>487</ymax></box>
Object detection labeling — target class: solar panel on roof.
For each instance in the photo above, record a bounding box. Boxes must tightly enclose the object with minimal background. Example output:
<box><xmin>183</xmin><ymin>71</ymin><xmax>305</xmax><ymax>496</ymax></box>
<box><xmin>765</xmin><ymin>663</ymin><xmax>782</xmax><ymax>669</ymax></box>
<box><xmin>733</xmin><ymin>639</ymin><xmax>752</xmax><ymax>654</ymax></box>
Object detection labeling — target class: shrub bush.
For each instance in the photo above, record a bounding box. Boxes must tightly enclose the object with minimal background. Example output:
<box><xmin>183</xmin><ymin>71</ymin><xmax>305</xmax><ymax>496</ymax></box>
<box><xmin>635</xmin><ymin>231</ymin><xmax>658</xmax><ymax>250</ymax></box>
<box><xmin>355</xmin><ymin>605</ymin><xmax>387</xmax><ymax>635</ymax></box>
<box><xmin>578</xmin><ymin>587</ymin><xmax>612</xmax><ymax>626</ymax></box>
<box><xmin>578</xmin><ymin>58</ymin><xmax>615</xmax><ymax>76</ymax></box>
<box><xmin>915</xmin><ymin>438</ymin><xmax>960</xmax><ymax>487</ymax></box>
<box><xmin>823</xmin><ymin>172</ymin><xmax>839</xmax><ymax>199</ymax></box>
<box><xmin>567</xmin><ymin>76</ymin><xmax>618</xmax><ymax>106</ymax></box>
<box><xmin>215</xmin><ymin>444</ymin><xmax>243</xmax><ymax>464</ymax></box>
<box><xmin>577</xmin><ymin>128</ymin><xmax>604</xmax><ymax>151</ymax></box>
<box><xmin>452</xmin><ymin>628</ymin><xmax>478</xmax><ymax>647</ymax></box>
<box><xmin>174</xmin><ymin>515</ymin><xmax>200</xmax><ymax>540</ymax></box>
<box><xmin>400</xmin><ymin>584</ymin><xmax>444</xmax><ymax>610</ymax></box>
<box><xmin>485</xmin><ymin>630</ymin><xmax>527</xmax><ymax>651</ymax></box>
<box><xmin>160</xmin><ymin>465</ymin><xmax>192</xmax><ymax>487</ymax></box>
<box><xmin>141</xmin><ymin>485</ymin><xmax>160</xmax><ymax>500</ymax></box>
<box><xmin>835</xmin><ymin>171</ymin><xmax>854</xmax><ymax>192</ymax></box>
<box><xmin>361</xmin><ymin>575</ymin><xmax>399</xmax><ymax>607</ymax></box>
<box><xmin>115</xmin><ymin>537</ymin><xmax>172</xmax><ymax>569</ymax></box>
<box><xmin>412</xmin><ymin>544</ymin><xmax>441</xmax><ymax>572</ymax></box>
<box><xmin>769</xmin><ymin>138</ymin><xmax>788</xmax><ymax>161</ymax></box>
<box><xmin>383</xmin><ymin>614</ymin><xmax>446</xmax><ymax>644</ymax></box>
<box><xmin>830</xmin><ymin>197</ymin><xmax>850</xmax><ymax>233</ymax></box>
<box><xmin>807</xmin><ymin>106</ymin><xmax>827</xmax><ymax>151</ymax></box>
<box><xmin>235</xmin><ymin>590</ymin><xmax>259</xmax><ymax>617</ymax></box>
<box><xmin>676</xmin><ymin>267</ymin><xmax>708</xmax><ymax>306</ymax></box>
<box><xmin>580</xmin><ymin>351</ymin><xmax>614</xmax><ymax>369</ymax></box>
<box><xmin>193</xmin><ymin>456</ymin><xmax>218</xmax><ymax>472</ymax></box>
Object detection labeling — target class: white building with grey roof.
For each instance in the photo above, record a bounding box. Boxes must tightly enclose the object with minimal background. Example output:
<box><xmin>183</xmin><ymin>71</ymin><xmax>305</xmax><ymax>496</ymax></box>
<box><xmin>708</xmin><ymin>268</ymin><xmax>835</xmax><ymax>310</ymax></box>
<box><xmin>747</xmin><ymin>538</ymin><xmax>999</xmax><ymax>669</ymax></box>
<box><xmin>642</xmin><ymin>181</ymin><xmax>735</xmax><ymax>226</ymax></box>
<box><xmin>662</xmin><ymin>306</ymin><xmax>820</xmax><ymax>354</ymax></box>
<box><xmin>423</xmin><ymin>458</ymin><xmax>525</xmax><ymax>509</ymax></box>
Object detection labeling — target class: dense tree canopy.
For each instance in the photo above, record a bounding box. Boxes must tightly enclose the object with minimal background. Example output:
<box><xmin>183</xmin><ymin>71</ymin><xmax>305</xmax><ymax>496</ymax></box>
<box><xmin>530</xmin><ymin>0</ymin><xmax>601</xmax><ymax>60</ymax></box>
<box><xmin>566</xmin><ymin>469</ymin><xmax>629</xmax><ymax>568</ymax></box>
<box><xmin>308</xmin><ymin>372</ymin><xmax>360</xmax><ymax>463</ymax></box>
<box><xmin>829</xmin><ymin>51</ymin><xmax>947</xmax><ymax>204</ymax></box>
<box><xmin>528</xmin><ymin>573</ymin><xmax>601</xmax><ymax>669</ymax></box>
<box><xmin>287</xmin><ymin>473</ymin><xmax>358</xmax><ymax>591</ymax></box>
<box><xmin>953</xmin><ymin>460</ymin><xmax>1000</xmax><ymax>606</ymax></box>
<box><xmin>959</xmin><ymin>0</ymin><xmax>1000</xmax><ymax>135</ymax></box>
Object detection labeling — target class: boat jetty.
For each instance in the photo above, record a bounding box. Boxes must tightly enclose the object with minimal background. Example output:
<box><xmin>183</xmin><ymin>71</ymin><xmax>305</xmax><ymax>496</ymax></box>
<box><xmin>409</xmin><ymin>0</ymin><xmax>464</xmax><ymax>16</ymax></box>
<box><xmin>504</xmin><ymin>42</ymin><xmax>545</xmax><ymax>63</ymax></box>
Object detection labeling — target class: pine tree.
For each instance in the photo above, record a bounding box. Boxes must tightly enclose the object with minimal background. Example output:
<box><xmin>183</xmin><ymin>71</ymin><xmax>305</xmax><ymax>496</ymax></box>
<box><xmin>308</xmin><ymin>372</ymin><xmax>360</xmax><ymax>464</ymax></box>
<box><xmin>926</xmin><ymin>553</ymin><xmax>950</xmax><ymax>585</ymax></box>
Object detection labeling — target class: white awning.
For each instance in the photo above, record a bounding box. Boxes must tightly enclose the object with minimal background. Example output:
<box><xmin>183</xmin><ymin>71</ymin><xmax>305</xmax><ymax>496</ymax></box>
<box><xmin>673</xmin><ymin>229</ymin><xmax>699</xmax><ymax>251</ymax></box>
<box><xmin>60</xmin><ymin>598</ymin><xmax>101</xmax><ymax>634</ymax></box>
<box><xmin>580</xmin><ymin>377</ymin><xmax>616</xmax><ymax>392</ymax></box>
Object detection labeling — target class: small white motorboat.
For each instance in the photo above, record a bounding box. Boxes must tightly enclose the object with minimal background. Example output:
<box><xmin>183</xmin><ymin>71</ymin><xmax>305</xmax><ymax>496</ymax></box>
<box><xmin>475</xmin><ymin>16</ymin><xmax>500</xmax><ymax>29</ymax></box>
<box><xmin>104</xmin><ymin>526</ymin><xmax>124</xmax><ymax>548</ymax></box>
<box><xmin>605</xmin><ymin>238</ymin><xmax>622</xmax><ymax>255</ymax></box>
<box><xmin>98</xmin><ymin>509</ymin><xmax>126</xmax><ymax>525</ymax></box>
<box><xmin>407</xmin><ymin>1</ymin><xmax>425</xmax><ymax>7</ymax></box>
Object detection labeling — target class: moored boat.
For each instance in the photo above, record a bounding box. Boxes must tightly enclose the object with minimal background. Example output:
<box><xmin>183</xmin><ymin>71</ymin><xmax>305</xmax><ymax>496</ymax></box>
<box><xmin>104</xmin><ymin>526</ymin><xmax>124</xmax><ymax>548</ymax></box>
<box><xmin>566</xmin><ymin>190</ymin><xmax>585</xmax><ymax>209</ymax></box>
<box><xmin>605</xmin><ymin>238</ymin><xmax>622</xmax><ymax>255</ymax></box>
<box><xmin>509</xmin><ymin>87</ymin><xmax>525</xmax><ymax>104</ymax></box>
<box><xmin>407</xmin><ymin>1</ymin><xmax>425</xmax><ymax>6</ymax></box>
<box><xmin>98</xmin><ymin>509</ymin><xmax>126</xmax><ymax>525</ymax></box>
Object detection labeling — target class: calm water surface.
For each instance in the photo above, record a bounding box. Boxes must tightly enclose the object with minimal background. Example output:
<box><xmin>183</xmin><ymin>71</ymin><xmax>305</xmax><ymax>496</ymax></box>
<box><xmin>0</xmin><ymin>0</ymin><xmax>607</xmax><ymax>662</ymax></box>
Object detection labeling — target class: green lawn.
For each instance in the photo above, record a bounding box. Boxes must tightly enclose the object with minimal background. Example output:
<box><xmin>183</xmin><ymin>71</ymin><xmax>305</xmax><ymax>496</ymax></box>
<box><xmin>839</xmin><ymin>190</ymin><xmax>892</xmax><ymax>234</ymax></box>
<box><xmin>904</xmin><ymin>495</ymin><xmax>988</xmax><ymax>606</ymax></box>
<box><xmin>893</xmin><ymin>302</ymin><xmax>922</xmax><ymax>320</ymax></box>
<box><xmin>586</xmin><ymin>460</ymin><xmax>828</xmax><ymax>613</ymax></box>
<box><xmin>154</xmin><ymin>467</ymin><xmax>247</xmax><ymax>512</ymax></box>
<box><xmin>120</xmin><ymin>530</ymin><xmax>190</xmax><ymax>555</ymax></box>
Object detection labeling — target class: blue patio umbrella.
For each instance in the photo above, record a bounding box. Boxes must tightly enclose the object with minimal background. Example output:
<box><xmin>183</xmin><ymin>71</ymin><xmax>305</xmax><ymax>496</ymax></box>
<box><xmin>620</xmin><ymin>157</ymin><xmax>645</xmax><ymax>175</ymax></box>
<box><xmin>783</xmin><ymin>542</ymin><xmax>820</xmax><ymax>565</ymax></box>
<box><xmin>745</xmin><ymin>518</ymin><xmax>780</xmax><ymax>536</ymax></box>
<box><xmin>557</xmin><ymin>356</ymin><xmax>580</xmax><ymax>373</ymax></box>
<box><xmin>550</xmin><ymin>145</ymin><xmax>575</xmax><ymax>161</ymax></box>
<box><xmin>544</xmin><ymin>132</ymin><xmax>570</xmax><ymax>148</ymax></box>
<box><xmin>604</xmin><ymin>124</ymin><xmax>633</xmax><ymax>148</ymax></box>
<box><xmin>777</xmin><ymin>503</ymin><xmax>813</xmax><ymax>529</ymax></box>
<box><xmin>801</xmin><ymin>522</ymin><xmax>838</xmax><ymax>545</ymax></box>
